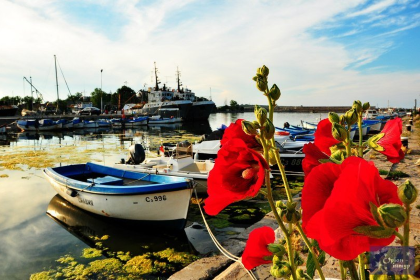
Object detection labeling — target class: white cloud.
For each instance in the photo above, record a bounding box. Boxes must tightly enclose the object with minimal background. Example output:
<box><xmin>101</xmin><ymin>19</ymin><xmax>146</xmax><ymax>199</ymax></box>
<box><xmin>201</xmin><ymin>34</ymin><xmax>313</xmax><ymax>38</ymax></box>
<box><xmin>0</xmin><ymin>0</ymin><xmax>418</xmax><ymax>108</ymax></box>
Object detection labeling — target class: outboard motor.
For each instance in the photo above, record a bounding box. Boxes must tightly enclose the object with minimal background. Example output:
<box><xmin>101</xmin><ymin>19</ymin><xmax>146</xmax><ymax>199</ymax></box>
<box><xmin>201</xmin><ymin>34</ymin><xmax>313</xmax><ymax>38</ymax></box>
<box><xmin>126</xmin><ymin>144</ymin><xmax>146</xmax><ymax>165</ymax></box>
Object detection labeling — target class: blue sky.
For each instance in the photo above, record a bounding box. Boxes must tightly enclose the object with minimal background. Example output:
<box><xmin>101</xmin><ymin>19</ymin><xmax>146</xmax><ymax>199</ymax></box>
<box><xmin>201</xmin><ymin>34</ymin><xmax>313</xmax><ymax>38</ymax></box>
<box><xmin>0</xmin><ymin>0</ymin><xmax>419</xmax><ymax>108</ymax></box>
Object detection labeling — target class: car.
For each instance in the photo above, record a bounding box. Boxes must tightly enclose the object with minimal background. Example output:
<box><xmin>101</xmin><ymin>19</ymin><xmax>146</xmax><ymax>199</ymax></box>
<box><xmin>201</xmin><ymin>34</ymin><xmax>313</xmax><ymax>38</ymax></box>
<box><xmin>78</xmin><ymin>107</ymin><xmax>101</xmax><ymax>115</ymax></box>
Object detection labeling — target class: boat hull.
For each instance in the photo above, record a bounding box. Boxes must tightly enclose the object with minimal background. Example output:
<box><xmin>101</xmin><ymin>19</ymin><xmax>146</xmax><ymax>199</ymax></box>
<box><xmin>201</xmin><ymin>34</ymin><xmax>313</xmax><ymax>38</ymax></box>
<box><xmin>43</xmin><ymin>163</ymin><xmax>193</xmax><ymax>227</ymax></box>
<box><xmin>141</xmin><ymin>101</ymin><xmax>192</xmax><ymax>119</ymax></box>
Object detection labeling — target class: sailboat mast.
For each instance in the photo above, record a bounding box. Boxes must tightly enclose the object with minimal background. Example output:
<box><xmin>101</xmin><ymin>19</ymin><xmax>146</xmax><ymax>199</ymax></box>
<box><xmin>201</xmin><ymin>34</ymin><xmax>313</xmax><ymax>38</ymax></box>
<box><xmin>54</xmin><ymin>55</ymin><xmax>59</xmax><ymax>112</ymax></box>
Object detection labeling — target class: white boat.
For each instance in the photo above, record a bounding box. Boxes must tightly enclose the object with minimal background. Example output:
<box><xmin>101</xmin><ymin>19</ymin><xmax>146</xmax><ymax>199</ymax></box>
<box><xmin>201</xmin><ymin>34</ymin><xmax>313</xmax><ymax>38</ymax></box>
<box><xmin>301</xmin><ymin>120</ymin><xmax>319</xmax><ymax>130</ymax></box>
<box><xmin>148</xmin><ymin>115</ymin><xmax>182</xmax><ymax>124</ymax></box>
<box><xmin>115</xmin><ymin>143</ymin><xmax>213</xmax><ymax>194</ymax></box>
<box><xmin>43</xmin><ymin>162</ymin><xmax>194</xmax><ymax>229</ymax></box>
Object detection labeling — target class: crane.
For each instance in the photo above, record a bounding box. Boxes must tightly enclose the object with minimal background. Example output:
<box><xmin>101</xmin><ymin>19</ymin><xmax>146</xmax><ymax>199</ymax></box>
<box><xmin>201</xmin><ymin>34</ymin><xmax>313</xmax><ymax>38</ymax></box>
<box><xmin>23</xmin><ymin>77</ymin><xmax>44</xmax><ymax>103</ymax></box>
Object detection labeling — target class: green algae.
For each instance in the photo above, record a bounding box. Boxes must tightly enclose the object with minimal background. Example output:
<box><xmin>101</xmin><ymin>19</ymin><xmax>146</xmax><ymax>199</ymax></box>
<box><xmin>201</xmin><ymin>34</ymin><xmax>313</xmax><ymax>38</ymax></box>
<box><xmin>82</xmin><ymin>248</ymin><xmax>103</xmax><ymax>259</ymax></box>
<box><xmin>31</xmin><ymin>240</ymin><xmax>199</xmax><ymax>279</ymax></box>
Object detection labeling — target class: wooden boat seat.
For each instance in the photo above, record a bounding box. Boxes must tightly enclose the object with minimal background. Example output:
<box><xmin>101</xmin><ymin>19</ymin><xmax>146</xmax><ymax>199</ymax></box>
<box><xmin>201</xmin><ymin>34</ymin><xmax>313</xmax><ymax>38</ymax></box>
<box><xmin>87</xmin><ymin>176</ymin><xmax>124</xmax><ymax>185</ymax></box>
<box><xmin>179</xmin><ymin>162</ymin><xmax>207</xmax><ymax>173</ymax></box>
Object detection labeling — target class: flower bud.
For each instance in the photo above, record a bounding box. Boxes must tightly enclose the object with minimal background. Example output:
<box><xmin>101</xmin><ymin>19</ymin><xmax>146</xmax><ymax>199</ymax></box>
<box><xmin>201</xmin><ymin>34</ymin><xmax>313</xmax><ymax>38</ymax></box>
<box><xmin>345</xmin><ymin>108</ymin><xmax>358</xmax><ymax>126</ymax></box>
<box><xmin>256</xmin><ymin>77</ymin><xmax>267</xmax><ymax>92</ymax></box>
<box><xmin>267</xmin><ymin>243</ymin><xmax>286</xmax><ymax>257</ymax></box>
<box><xmin>378</xmin><ymin>203</ymin><xmax>407</xmax><ymax>228</ymax></box>
<box><xmin>332</xmin><ymin>123</ymin><xmax>348</xmax><ymax>141</ymax></box>
<box><xmin>339</xmin><ymin>115</ymin><xmax>346</xmax><ymax>125</ymax></box>
<box><xmin>398</xmin><ymin>180</ymin><xmax>417</xmax><ymax>205</ymax></box>
<box><xmin>363</xmin><ymin>102</ymin><xmax>370</xmax><ymax>111</ymax></box>
<box><xmin>270</xmin><ymin>258</ymin><xmax>291</xmax><ymax>278</ymax></box>
<box><xmin>263</xmin><ymin>119</ymin><xmax>275</xmax><ymax>139</ymax></box>
<box><xmin>255</xmin><ymin>106</ymin><xmax>267</xmax><ymax>125</ymax></box>
<box><xmin>258</xmin><ymin>65</ymin><xmax>269</xmax><ymax>77</ymax></box>
<box><xmin>242</xmin><ymin>120</ymin><xmax>258</xmax><ymax>136</ymax></box>
<box><xmin>269</xmin><ymin>84</ymin><xmax>281</xmax><ymax>101</ymax></box>
<box><xmin>280</xmin><ymin>201</ymin><xmax>301</xmax><ymax>224</ymax></box>
<box><xmin>328</xmin><ymin>112</ymin><xmax>340</xmax><ymax>124</ymax></box>
<box><xmin>352</xmin><ymin>100</ymin><xmax>363</xmax><ymax>114</ymax></box>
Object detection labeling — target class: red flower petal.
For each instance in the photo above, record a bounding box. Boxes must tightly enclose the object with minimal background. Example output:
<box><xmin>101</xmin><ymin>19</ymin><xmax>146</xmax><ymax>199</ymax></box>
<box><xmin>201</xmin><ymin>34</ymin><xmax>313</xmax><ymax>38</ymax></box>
<box><xmin>241</xmin><ymin>226</ymin><xmax>275</xmax><ymax>270</ymax></box>
<box><xmin>377</xmin><ymin>118</ymin><xmax>404</xmax><ymax>163</ymax></box>
<box><xmin>302</xmin><ymin>157</ymin><xmax>401</xmax><ymax>260</ymax></box>
<box><xmin>302</xmin><ymin>142</ymin><xmax>330</xmax><ymax>176</ymax></box>
<box><xmin>314</xmin><ymin>119</ymin><xmax>340</xmax><ymax>156</ymax></box>
<box><xmin>204</xmin><ymin>138</ymin><xmax>269</xmax><ymax>215</ymax></box>
<box><xmin>221</xmin><ymin>119</ymin><xmax>261</xmax><ymax>149</ymax></box>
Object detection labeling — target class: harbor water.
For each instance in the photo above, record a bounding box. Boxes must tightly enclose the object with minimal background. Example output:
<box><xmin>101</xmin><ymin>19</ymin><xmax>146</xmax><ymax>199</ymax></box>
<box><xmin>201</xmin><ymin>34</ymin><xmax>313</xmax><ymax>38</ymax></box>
<box><xmin>0</xmin><ymin>112</ymin><xmax>326</xmax><ymax>279</ymax></box>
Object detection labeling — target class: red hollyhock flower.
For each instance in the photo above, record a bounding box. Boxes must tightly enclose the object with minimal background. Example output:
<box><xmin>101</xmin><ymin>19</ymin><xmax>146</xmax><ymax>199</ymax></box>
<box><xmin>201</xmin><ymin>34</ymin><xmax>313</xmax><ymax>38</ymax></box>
<box><xmin>302</xmin><ymin>142</ymin><xmax>329</xmax><ymax>176</ymax></box>
<box><xmin>302</xmin><ymin>157</ymin><xmax>401</xmax><ymax>260</ymax></box>
<box><xmin>204</xmin><ymin>138</ymin><xmax>269</xmax><ymax>216</ymax></box>
<box><xmin>376</xmin><ymin>118</ymin><xmax>405</xmax><ymax>163</ymax></box>
<box><xmin>314</xmin><ymin>119</ymin><xmax>340</xmax><ymax>156</ymax></box>
<box><xmin>221</xmin><ymin>119</ymin><xmax>261</xmax><ymax>149</ymax></box>
<box><xmin>242</xmin><ymin>226</ymin><xmax>275</xmax><ymax>270</ymax></box>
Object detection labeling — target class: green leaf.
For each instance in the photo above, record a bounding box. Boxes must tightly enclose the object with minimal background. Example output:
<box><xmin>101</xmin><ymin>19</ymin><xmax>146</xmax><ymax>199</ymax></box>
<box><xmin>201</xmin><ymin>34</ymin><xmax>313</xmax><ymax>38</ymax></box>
<box><xmin>306</xmin><ymin>240</ymin><xmax>325</xmax><ymax>278</ymax></box>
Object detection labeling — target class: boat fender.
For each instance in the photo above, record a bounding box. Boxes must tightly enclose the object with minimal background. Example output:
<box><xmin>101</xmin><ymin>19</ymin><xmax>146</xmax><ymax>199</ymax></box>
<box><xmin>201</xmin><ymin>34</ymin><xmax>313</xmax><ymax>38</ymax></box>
<box><xmin>66</xmin><ymin>188</ymin><xmax>78</xmax><ymax>197</ymax></box>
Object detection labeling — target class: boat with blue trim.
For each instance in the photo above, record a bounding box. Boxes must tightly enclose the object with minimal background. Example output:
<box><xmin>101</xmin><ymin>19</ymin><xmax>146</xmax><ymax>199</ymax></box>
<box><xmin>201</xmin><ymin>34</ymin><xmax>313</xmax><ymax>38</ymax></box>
<box><xmin>43</xmin><ymin>162</ymin><xmax>194</xmax><ymax>229</ymax></box>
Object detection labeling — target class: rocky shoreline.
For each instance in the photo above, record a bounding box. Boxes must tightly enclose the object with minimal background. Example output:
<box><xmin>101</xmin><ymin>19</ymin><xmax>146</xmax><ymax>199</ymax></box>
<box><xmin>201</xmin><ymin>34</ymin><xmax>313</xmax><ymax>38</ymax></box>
<box><xmin>170</xmin><ymin>116</ymin><xmax>420</xmax><ymax>280</ymax></box>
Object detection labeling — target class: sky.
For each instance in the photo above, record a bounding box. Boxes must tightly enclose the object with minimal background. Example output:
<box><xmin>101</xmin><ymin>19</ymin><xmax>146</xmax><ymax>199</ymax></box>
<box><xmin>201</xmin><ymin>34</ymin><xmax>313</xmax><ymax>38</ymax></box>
<box><xmin>0</xmin><ymin>0</ymin><xmax>419</xmax><ymax>108</ymax></box>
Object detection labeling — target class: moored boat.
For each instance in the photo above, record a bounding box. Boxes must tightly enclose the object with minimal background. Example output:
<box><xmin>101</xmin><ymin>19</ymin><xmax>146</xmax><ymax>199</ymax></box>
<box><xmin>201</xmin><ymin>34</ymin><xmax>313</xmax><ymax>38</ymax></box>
<box><xmin>17</xmin><ymin>119</ymin><xmax>62</xmax><ymax>131</ymax></box>
<box><xmin>43</xmin><ymin>162</ymin><xmax>194</xmax><ymax>229</ymax></box>
<box><xmin>115</xmin><ymin>143</ymin><xmax>212</xmax><ymax>194</ymax></box>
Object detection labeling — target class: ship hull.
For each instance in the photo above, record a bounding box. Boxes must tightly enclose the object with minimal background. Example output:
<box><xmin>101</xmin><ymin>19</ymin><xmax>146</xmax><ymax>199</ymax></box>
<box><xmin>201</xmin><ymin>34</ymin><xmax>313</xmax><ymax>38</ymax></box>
<box><xmin>185</xmin><ymin>101</ymin><xmax>215</xmax><ymax>121</ymax></box>
<box><xmin>140</xmin><ymin>101</ymin><xmax>192</xmax><ymax>119</ymax></box>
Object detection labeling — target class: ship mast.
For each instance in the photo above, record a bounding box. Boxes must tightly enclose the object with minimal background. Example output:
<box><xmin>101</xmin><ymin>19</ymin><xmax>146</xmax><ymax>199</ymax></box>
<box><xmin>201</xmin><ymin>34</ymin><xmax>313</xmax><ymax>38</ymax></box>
<box><xmin>176</xmin><ymin>67</ymin><xmax>182</xmax><ymax>92</ymax></box>
<box><xmin>54</xmin><ymin>55</ymin><xmax>59</xmax><ymax>112</ymax></box>
<box><xmin>154</xmin><ymin>62</ymin><xmax>161</xmax><ymax>91</ymax></box>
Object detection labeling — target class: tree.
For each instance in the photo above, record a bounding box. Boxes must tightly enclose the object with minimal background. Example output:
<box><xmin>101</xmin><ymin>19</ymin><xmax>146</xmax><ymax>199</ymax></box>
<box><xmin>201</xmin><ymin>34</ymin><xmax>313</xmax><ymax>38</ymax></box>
<box><xmin>90</xmin><ymin>88</ymin><xmax>107</xmax><ymax>108</ymax></box>
<box><xmin>67</xmin><ymin>92</ymin><xmax>83</xmax><ymax>104</ymax></box>
<box><xmin>230</xmin><ymin>100</ymin><xmax>238</xmax><ymax>107</ymax></box>
<box><xmin>115</xmin><ymin>85</ymin><xmax>137</xmax><ymax>109</ymax></box>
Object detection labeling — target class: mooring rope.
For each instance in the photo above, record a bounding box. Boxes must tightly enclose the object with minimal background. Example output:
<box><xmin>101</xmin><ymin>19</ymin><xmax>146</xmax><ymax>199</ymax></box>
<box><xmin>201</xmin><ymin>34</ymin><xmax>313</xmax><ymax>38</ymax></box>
<box><xmin>192</xmin><ymin>183</ymin><xmax>257</xmax><ymax>280</ymax></box>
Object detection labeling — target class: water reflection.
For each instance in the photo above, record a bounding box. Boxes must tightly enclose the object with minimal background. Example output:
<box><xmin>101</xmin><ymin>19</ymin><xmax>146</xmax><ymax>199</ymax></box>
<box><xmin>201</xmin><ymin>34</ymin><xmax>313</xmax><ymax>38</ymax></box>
<box><xmin>47</xmin><ymin>194</ymin><xmax>197</xmax><ymax>256</ymax></box>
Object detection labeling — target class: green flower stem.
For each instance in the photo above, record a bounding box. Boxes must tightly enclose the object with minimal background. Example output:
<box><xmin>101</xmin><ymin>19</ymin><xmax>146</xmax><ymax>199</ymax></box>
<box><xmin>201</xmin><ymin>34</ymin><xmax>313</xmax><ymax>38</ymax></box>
<box><xmin>270</xmin><ymin>138</ymin><xmax>293</xmax><ymax>203</ymax></box>
<box><xmin>357</xmin><ymin>115</ymin><xmax>363</xmax><ymax>157</ymax></box>
<box><xmin>264</xmin><ymin>170</ymin><xmax>297</xmax><ymax>280</ymax></box>
<box><xmin>404</xmin><ymin>203</ymin><xmax>410</xmax><ymax>246</ymax></box>
<box><xmin>265</xmin><ymin>89</ymin><xmax>274</xmax><ymax>122</ymax></box>
<box><xmin>295</xmin><ymin>223</ymin><xmax>325</xmax><ymax>280</ymax></box>
<box><xmin>345</xmin><ymin>127</ymin><xmax>352</xmax><ymax>157</ymax></box>
<box><xmin>339</xmin><ymin>260</ymin><xmax>346</xmax><ymax>280</ymax></box>
<box><xmin>358</xmin><ymin>254</ymin><xmax>366</xmax><ymax>280</ymax></box>
<box><xmin>261</xmin><ymin>137</ymin><xmax>297</xmax><ymax>280</ymax></box>
<box><xmin>393</xmin><ymin>230</ymin><xmax>404</xmax><ymax>243</ymax></box>
<box><xmin>347</xmin><ymin>260</ymin><xmax>360</xmax><ymax>280</ymax></box>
